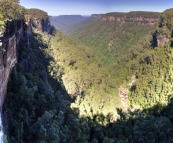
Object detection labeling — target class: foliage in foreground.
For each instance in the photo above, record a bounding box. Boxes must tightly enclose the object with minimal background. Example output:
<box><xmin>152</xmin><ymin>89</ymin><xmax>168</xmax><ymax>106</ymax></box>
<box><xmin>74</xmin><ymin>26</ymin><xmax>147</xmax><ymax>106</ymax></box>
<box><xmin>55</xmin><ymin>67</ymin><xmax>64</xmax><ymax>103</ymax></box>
<box><xmin>25</xmin><ymin>8</ymin><xmax>49</xmax><ymax>19</ymax></box>
<box><xmin>4</xmin><ymin>30</ymin><xmax>173</xmax><ymax>143</ymax></box>
<box><xmin>3</xmin><ymin>8</ymin><xmax>173</xmax><ymax>143</ymax></box>
<box><xmin>0</xmin><ymin>0</ymin><xmax>24</xmax><ymax>21</ymax></box>
<box><xmin>3</xmin><ymin>32</ymin><xmax>89</xmax><ymax>143</ymax></box>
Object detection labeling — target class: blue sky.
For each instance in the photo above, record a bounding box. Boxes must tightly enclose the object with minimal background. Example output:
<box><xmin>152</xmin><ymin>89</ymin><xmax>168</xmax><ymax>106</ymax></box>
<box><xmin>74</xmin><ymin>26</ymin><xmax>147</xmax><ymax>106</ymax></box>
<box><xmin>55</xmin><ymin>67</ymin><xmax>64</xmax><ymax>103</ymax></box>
<box><xmin>20</xmin><ymin>0</ymin><xmax>173</xmax><ymax>16</ymax></box>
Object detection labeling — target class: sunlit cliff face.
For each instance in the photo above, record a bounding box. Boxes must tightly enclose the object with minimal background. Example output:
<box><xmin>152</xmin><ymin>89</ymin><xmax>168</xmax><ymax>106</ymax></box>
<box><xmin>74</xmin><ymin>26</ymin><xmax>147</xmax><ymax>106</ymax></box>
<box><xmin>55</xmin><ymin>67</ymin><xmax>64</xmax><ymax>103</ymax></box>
<box><xmin>25</xmin><ymin>17</ymin><xmax>51</xmax><ymax>34</ymax></box>
<box><xmin>101</xmin><ymin>16</ymin><xmax>158</xmax><ymax>25</ymax></box>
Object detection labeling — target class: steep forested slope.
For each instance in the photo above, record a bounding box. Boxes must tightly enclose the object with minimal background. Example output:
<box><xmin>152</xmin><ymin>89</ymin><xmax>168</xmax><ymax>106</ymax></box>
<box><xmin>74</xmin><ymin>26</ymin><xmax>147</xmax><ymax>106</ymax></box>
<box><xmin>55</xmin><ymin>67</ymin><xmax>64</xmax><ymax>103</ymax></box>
<box><xmin>3</xmin><ymin>28</ymin><xmax>91</xmax><ymax>143</ymax></box>
<box><xmin>68</xmin><ymin>8</ymin><xmax>173</xmax><ymax>114</ymax></box>
<box><xmin>39</xmin><ymin>8</ymin><xmax>173</xmax><ymax>122</ymax></box>
<box><xmin>69</xmin><ymin>19</ymin><xmax>154</xmax><ymax>109</ymax></box>
<box><xmin>3</xmin><ymin>4</ymin><xmax>173</xmax><ymax>143</ymax></box>
<box><xmin>73</xmin><ymin>20</ymin><xmax>152</xmax><ymax>62</ymax></box>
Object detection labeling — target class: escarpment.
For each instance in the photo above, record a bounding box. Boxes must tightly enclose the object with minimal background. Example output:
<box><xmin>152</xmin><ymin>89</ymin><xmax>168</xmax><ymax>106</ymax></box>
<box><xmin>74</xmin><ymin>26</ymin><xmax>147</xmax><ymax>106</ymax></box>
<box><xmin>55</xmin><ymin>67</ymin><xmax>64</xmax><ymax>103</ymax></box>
<box><xmin>0</xmin><ymin>20</ymin><xmax>26</xmax><ymax>108</ymax></box>
<box><xmin>92</xmin><ymin>11</ymin><xmax>160</xmax><ymax>25</ymax></box>
<box><xmin>101</xmin><ymin>15</ymin><xmax>158</xmax><ymax>25</ymax></box>
<box><xmin>25</xmin><ymin>17</ymin><xmax>51</xmax><ymax>34</ymax></box>
<box><xmin>25</xmin><ymin>8</ymin><xmax>54</xmax><ymax>34</ymax></box>
<box><xmin>155</xmin><ymin>8</ymin><xmax>173</xmax><ymax>47</ymax></box>
<box><xmin>0</xmin><ymin>8</ymin><xmax>53</xmax><ymax>108</ymax></box>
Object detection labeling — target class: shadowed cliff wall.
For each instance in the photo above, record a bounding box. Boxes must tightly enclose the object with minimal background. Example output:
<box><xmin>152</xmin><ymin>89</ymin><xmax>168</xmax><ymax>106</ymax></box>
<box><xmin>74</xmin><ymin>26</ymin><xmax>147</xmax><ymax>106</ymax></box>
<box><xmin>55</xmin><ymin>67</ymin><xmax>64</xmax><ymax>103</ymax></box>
<box><xmin>0</xmin><ymin>20</ymin><xmax>26</xmax><ymax>108</ymax></box>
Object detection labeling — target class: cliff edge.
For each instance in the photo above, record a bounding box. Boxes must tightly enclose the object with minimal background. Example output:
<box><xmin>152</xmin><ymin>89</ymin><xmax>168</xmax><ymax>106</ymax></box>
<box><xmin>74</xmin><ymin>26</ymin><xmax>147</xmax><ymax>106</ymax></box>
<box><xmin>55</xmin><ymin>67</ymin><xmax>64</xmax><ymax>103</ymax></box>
<box><xmin>25</xmin><ymin>8</ymin><xmax>53</xmax><ymax>34</ymax></box>
<box><xmin>0</xmin><ymin>20</ymin><xmax>25</xmax><ymax>108</ymax></box>
<box><xmin>155</xmin><ymin>8</ymin><xmax>173</xmax><ymax>47</ymax></box>
<box><xmin>0</xmin><ymin>7</ymin><xmax>53</xmax><ymax>108</ymax></box>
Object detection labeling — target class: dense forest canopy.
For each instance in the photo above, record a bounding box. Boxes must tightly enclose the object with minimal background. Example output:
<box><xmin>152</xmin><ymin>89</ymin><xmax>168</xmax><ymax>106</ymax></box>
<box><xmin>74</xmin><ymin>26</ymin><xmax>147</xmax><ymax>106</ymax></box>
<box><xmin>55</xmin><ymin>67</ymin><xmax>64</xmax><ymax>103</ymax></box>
<box><xmin>156</xmin><ymin>8</ymin><xmax>173</xmax><ymax>38</ymax></box>
<box><xmin>104</xmin><ymin>11</ymin><xmax>160</xmax><ymax>18</ymax></box>
<box><xmin>25</xmin><ymin>8</ymin><xmax>49</xmax><ymax>19</ymax></box>
<box><xmin>1</xmin><ymin>0</ymin><xmax>173</xmax><ymax>142</ymax></box>
<box><xmin>0</xmin><ymin>0</ymin><xmax>24</xmax><ymax>21</ymax></box>
<box><xmin>69</xmin><ymin>8</ymin><xmax>173</xmax><ymax>114</ymax></box>
<box><xmin>90</xmin><ymin>11</ymin><xmax>160</xmax><ymax>19</ymax></box>
<box><xmin>13</xmin><ymin>0</ymin><xmax>20</xmax><ymax>3</ymax></box>
<box><xmin>50</xmin><ymin>16</ymin><xmax>98</xmax><ymax>35</ymax></box>
<box><xmin>126</xmin><ymin>11</ymin><xmax>160</xmax><ymax>18</ymax></box>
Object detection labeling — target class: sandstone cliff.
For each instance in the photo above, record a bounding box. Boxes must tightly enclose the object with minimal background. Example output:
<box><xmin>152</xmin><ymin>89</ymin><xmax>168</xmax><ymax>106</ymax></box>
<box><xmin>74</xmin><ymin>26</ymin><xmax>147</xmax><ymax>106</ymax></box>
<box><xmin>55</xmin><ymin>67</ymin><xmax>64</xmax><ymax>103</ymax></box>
<box><xmin>0</xmin><ymin>8</ymin><xmax>55</xmax><ymax>107</ymax></box>
<box><xmin>156</xmin><ymin>34</ymin><xmax>170</xmax><ymax>47</ymax></box>
<box><xmin>25</xmin><ymin>17</ymin><xmax>51</xmax><ymax>34</ymax></box>
<box><xmin>92</xmin><ymin>12</ymin><xmax>160</xmax><ymax>25</ymax></box>
<box><xmin>101</xmin><ymin>16</ymin><xmax>158</xmax><ymax>25</ymax></box>
<box><xmin>25</xmin><ymin>8</ymin><xmax>53</xmax><ymax>34</ymax></box>
<box><xmin>0</xmin><ymin>20</ymin><xmax>26</xmax><ymax>108</ymax></box>
<box><xmin>25</xmin><ymin>17</ymin><xmax>32</xmax><ymax>34</ymax></box>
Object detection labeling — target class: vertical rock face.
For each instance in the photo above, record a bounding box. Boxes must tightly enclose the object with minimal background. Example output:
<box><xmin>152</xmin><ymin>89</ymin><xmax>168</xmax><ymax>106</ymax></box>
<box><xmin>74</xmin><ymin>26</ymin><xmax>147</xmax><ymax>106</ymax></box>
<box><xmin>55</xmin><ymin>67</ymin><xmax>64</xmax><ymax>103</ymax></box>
<box><xmin>25</xmin><ymin>17</ymin><xmax>32</xmax><ymax>34</ymax></box>
<box><xmin>0</xmin><ymin>9</ymin><xmax>54</xmax><ymax>108</ymax></box>
<box><xmin>0</xmin><ymin>20</ymin><xmax>25</xmax><ymax>108</ymax></box>
<box><xmin>27</xmin><ymin>17</ymin><xmax>51</xmax><ymax>33</ymax></box>
<box><xmin>157</xmin><ymin>34</ymin><xmax>169</xmax><ymax>47</ymax></box>
<box><xmin>0</xmin><ymin>16</ymin><xmax>53</xmax><ymax>108</ymax></box>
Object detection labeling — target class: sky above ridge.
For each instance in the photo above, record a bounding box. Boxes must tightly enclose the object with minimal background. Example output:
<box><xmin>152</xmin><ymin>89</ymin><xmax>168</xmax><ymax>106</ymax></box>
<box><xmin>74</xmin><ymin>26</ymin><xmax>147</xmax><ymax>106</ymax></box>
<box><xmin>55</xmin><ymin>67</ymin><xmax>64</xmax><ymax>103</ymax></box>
<box><xmin>20</xmin><ymin>0</ymin><xmax>173</xmax><ymax>16</ymax></box>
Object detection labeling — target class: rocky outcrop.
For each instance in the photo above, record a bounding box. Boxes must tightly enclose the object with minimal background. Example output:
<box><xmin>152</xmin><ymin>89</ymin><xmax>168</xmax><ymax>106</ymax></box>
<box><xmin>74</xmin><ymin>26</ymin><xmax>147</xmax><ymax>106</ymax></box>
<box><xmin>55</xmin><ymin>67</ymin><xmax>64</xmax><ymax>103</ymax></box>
<box><xmin>25</xmin><ymin>17</ymin><xmax>51</xmax><ymax>34</ymax></box>
<box><xmin>93</xmin><ymin>12</ymin><xmax>160</xmax><ymax>25</ymax></box>
<box><xmin>101</xmin><ymin>16</ymin><xmax>158</xmax><ymax>25</ymax></box>
<box><xmin>119</xmin><ymin>86</ymin><xmax>129</xmax><ymax>111</ymax></box>
<box><xmin>119</xmin><ymin>75</ymin><xmax>137</xmax><ymax>112</ymax></box>
<box><xmin>157</xmin><ymin>34</ymin><xmax>169</xmax><ymax>47</ymax></box>
<box><xmin>101</xmin><ymin>16</ymin><xmax>122</xmax><ymax>21</ymax></box>
<box><xmin>0</xmin><ymin>20</ymin><xmax>25</xmax><ymax>108</ymax></box>
<box><xmin>32</xmin><ymin>17</ymin><xmax>51</xmax><ymax>33</ymax></box>
<box><xmin>0</xmin><ymin>14</ymin><xmax>54</xmax><ymax>108</ymax></box>
<box><xmin>25</xmin><ymin>17</ymin><xmax>32</xmax><ymax>34</ymax></box>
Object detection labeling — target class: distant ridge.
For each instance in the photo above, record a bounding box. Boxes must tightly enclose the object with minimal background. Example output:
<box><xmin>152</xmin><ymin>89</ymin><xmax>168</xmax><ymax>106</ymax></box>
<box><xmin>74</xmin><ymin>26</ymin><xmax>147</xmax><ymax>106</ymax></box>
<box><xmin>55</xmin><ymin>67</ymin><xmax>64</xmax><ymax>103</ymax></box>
<box><xmin>50</xmin><ymin>11</ymin><xmax>160</xmax><ymax>35</ymax></box>
<box><xmin>50</xmin><ymin>15</ymin><xmax>88</xmax><ymax>33</ymax></box>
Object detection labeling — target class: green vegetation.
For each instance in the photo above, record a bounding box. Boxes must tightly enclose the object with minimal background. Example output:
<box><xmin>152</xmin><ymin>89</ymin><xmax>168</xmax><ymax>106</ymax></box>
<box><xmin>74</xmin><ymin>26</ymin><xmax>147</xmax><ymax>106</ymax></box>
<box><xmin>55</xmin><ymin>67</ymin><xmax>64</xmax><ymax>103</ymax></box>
<box><xmin>159</xmin><ymin>8</ymin><xmax>173</xmax><ymax>29</ymax></box>
<box><xmin>105</xmin><ymin>11</ymin><xmax>160</xmax><ymax>18</ymax></box>
<box><xmin>3</xmin><ymin>29</ymin><xmax>90</xmax><ymax>143</ymax></box>
<box><xmin>25</xmin><ymin>8</ymin><xmax>49</xmax><ymax>19</ymax></box>
<box><xmin>0</xmin><ymin>0</ymin><xmax>24</xmax><ymax>21</ymax></box>
<box><xmin>156</xmin><ymin>8</ymin><xmax>173</xmax><ymax>38</ymax></box>
<box><xmin>0</xmin><ymin>21</ymin><xmax>4</xmax><ymax>27</ymax></box>
<box><xmin>50</xmin><ymin>16</ymin><xmax>97</xmax><ymax>35</ymax></box>
<box><xmin>41</xmin><ymin>28</ymin><xmax>122</xmax><ymax>116</ymax></box>
<box><xmin>50</xmin><ymin>11</ymin><xmax>160</xmax><ymax>35</ymax></box>
<box><xmin>72</xmin><ymin>20</ymin><xmax>153</xmax><ymax>93</ymax></box>
<box><xmin>4</xmin><ymin>29</ymin><xmax>173</xmax><ymax>142</ymax></box>
<box><xmin>3</xmin><ymin>5</ymin><xmax>173</xmax><ymax>143</ymax></box>
<box><xmin>12</xmin><ymin>0</ymin><xmax>20</xmax><ymax>3</ymax></box>
<box><xmin>70</xmin><ymin>9</ymin><xmax>173</xmax><ymax>112</ymax></box>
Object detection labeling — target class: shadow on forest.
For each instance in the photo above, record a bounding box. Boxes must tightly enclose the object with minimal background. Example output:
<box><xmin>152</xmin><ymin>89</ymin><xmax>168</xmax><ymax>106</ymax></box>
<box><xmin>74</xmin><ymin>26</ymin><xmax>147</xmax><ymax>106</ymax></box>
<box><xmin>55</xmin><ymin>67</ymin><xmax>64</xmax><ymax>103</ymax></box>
<box><xmin>84</xmin><ymin>99</ymin><xmax>173</xmax><ymax>143</ymax></box>
<box><xmin>2</xmin><ymin>30</ymin><xmax>173</xmax><ymax>143</ymax></box>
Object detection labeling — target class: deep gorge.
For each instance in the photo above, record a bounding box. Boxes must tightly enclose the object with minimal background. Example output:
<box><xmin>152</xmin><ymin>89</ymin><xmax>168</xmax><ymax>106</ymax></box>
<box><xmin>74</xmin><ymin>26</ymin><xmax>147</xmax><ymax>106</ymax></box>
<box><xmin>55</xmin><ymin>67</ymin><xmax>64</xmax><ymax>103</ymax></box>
<box><xmin>1</xmin><ymin>1</ymin><xmax>173</xmax><ymax>143</ymax></box>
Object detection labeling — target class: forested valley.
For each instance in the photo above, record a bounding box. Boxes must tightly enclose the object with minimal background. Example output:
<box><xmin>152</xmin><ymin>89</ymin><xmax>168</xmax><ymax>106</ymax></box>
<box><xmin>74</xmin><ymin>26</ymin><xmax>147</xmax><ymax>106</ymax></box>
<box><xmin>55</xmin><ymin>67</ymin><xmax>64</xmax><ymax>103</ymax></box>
<box><xmin>1</xmin><ymin>0</ymin><xmax>173</xmax><ymax>143</ymax></box>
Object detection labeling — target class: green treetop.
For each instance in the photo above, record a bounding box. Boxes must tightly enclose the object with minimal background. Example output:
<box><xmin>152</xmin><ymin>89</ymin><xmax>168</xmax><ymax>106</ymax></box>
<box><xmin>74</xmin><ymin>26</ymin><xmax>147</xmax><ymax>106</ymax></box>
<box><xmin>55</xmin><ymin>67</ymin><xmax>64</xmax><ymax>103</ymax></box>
<box><xmin>25</xmin><ymin>8</ymin><xmax>49</xmax><ymax>19</ymax></box>
<box><xmin>0</xmin><ymin>0</ymin><xmax>24</xmax><ymax>21</ymax></box>
<box><xmin>156</xmin><ymin>8</ymin><xmax>173</xmax><ymax>38</ymax></box>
